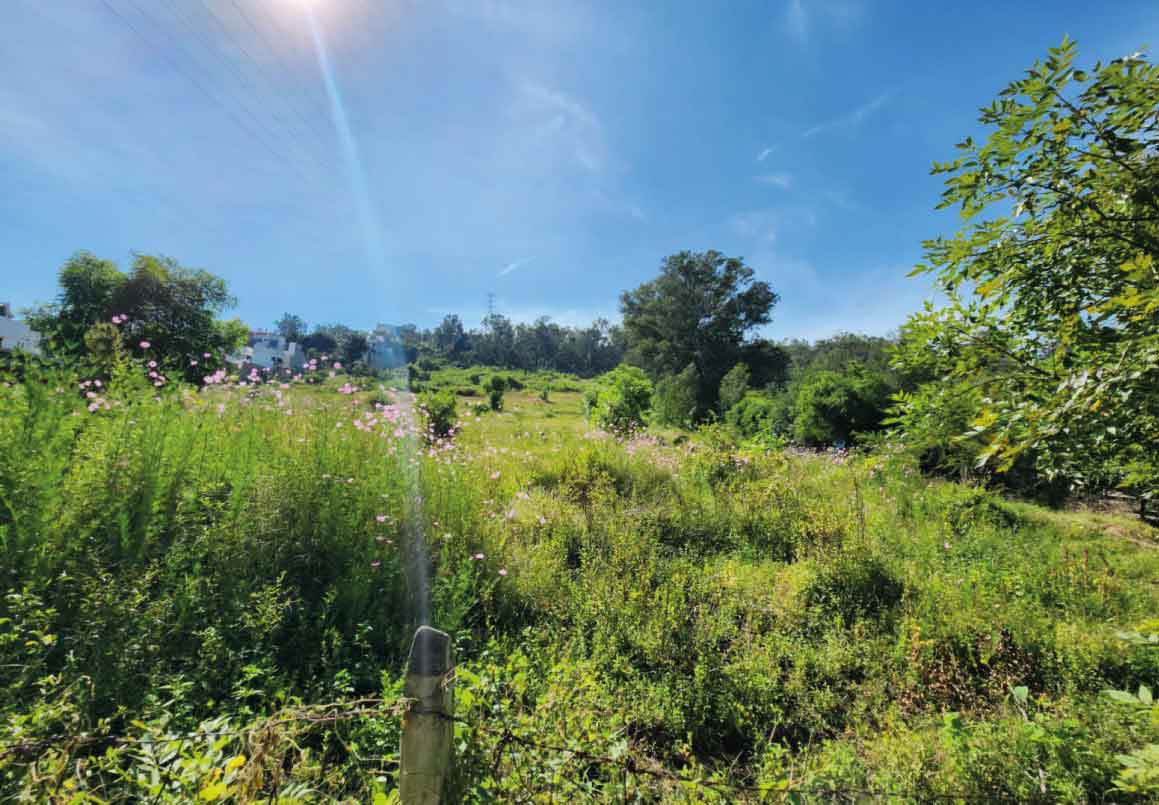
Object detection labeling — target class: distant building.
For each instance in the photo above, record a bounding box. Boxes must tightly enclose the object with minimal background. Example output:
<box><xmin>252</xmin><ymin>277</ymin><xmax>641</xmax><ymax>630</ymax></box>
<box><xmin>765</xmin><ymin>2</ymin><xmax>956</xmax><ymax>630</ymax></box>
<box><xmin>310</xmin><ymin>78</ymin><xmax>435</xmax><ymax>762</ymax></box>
<box><xmin>228</xmin><ymin>330</ymin><xmax>304</xmax><ymax>370</ymax></box>
<box><xmin>367</xmin><ymin>324</ymin><xmax>405</xmax><ymax>370</ymax></box>
<box><xmin>0</xmin><ymin>303</ymin><xmax>42</xmax><ymax>356</ymax></box>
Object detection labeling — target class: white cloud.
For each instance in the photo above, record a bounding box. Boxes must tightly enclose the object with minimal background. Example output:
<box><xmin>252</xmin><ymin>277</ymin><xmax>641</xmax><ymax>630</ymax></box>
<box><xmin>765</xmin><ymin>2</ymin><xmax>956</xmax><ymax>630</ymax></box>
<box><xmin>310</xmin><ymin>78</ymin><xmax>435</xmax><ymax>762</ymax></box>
<box><xmin>754</xmin><ymin>173</ymin><xmax>792</xmax><ymax>189</ymax></box>
<box><xmin>498</xmin><ymin>256</ymin><xmax>535</xmax><ymax>276</ymax></box>
<box><xmin>802</xmin><ymin>92</ymin><xmax>891</xmax><ymax>138</ymax></box>
<box><xmin>756</xmin><ymin>146</ymin><xmax>776</xmax><ymax>161</ymax></box>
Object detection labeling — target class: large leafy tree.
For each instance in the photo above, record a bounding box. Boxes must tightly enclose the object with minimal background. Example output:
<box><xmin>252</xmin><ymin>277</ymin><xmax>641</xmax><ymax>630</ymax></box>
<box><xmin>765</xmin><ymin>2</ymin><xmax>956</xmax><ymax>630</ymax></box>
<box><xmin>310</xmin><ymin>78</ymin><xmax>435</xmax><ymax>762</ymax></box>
<box><xmin>275</xmin><ymin>313</ymin><xmax>307</xmax><ymax>342</ymax></box>
<box><xmin>433</xmin><ymin>314</ymin><xmax>471</xmax><ymax>364</ymax></box>
<box><xmin>30</xmin><ymin>252</ymin><xmax>246</xmax><ymax>380</ymax></box>
<box><xmin>893</xmin><ymin>39</ymin><xmax>1159</xmax><ymax>502</ymax></box>
<box><xmin>621</xmin><ymin>250</ymin><xmax>778</xmax><ymax>413</ymax></box>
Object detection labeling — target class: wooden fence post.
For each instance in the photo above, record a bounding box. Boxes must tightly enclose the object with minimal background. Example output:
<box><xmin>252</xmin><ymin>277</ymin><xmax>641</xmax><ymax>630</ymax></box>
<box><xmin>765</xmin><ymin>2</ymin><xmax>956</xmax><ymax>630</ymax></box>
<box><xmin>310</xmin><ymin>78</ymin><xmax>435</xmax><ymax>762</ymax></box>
<box><xmin>400</xmin><ymin>626</ymin><xmax>453</xmax><ymax>804</ymax></box>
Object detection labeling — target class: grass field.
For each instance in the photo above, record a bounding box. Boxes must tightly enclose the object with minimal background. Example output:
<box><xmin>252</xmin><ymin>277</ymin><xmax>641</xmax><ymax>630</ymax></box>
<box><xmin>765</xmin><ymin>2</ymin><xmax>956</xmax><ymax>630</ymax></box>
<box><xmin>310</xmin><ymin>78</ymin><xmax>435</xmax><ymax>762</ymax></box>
<box><xmin>2</xmin><ymin>368</ymin><xmax>1158</xmax><ymax>802</ymax></box>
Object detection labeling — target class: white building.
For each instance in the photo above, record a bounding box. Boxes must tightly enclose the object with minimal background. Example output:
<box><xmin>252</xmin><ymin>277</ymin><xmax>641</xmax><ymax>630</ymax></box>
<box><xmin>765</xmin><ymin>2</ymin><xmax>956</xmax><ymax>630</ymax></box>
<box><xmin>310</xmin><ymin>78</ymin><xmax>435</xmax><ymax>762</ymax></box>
<box><xmin>0</xmin><ymin>303</ymin><xmax>42</xmax><ymax>355</ymax></box>
<box><xmin>229</xmin><ymin>331</ymin><xmax>304</xmax><ymax>370</ymax></box>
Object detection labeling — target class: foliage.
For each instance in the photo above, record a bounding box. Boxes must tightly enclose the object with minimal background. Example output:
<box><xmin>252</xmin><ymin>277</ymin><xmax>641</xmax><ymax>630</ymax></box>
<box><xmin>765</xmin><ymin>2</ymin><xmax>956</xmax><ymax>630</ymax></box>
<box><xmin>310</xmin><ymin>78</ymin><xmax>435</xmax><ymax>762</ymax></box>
<box><xmin>621</xmin><ymin>250</ymin><xmax>778</xmax><ymax>414</ymax></box>
<box><xmin>275</xmin><ymin>313</ymin><xmax>307</xmax><ymax>343</ymax></box>
<box><xmin>1</xmin><ymin>363</ymin><xmax>1157</xmax><ymax>801</ymax></box>
<box><xmin>487</xmin><ymin>375</ymin><xmax>505</xmax><ymax>411</ymax></box>
<box><xmin>896</xmin><ymin>38</ymin><xmax>1159</xmax><ymax>500</ymax></box>
<box><xmin>583</xmin><ymin>364</ymin><xmax>653</xmax><ymax>432</ymax></box>
<box><xmin>791</xmin><ymin>366</ymin><xmax>893</xmax><ymax>446</ymax></box>
<box><xmin>651</xmin><ymin>363</ymin><xmax>699</xmax><ymax>427</ymax></box>
<box><xmin>28</xmin><ymin>251</ymin><xmax>245</xmax><ymax>381</ymax></box>
<box><xmin>419</xmin><ymin>389</ymin><xmax>458</xmax><ymax>440</ymax></box>
<box><xmin>718</xmin><ymin>362</ymin><xmax>751</xmax><ymax>414</ymax></box>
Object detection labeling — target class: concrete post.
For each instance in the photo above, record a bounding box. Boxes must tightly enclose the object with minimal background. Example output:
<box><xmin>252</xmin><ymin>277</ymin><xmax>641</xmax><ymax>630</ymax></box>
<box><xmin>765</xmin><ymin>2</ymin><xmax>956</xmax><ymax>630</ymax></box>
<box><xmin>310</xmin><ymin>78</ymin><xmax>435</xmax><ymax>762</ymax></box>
<box><xmin>400</xmin><ymin>626</ymin><xmax>453</xmax><ymax>804</ymax></box>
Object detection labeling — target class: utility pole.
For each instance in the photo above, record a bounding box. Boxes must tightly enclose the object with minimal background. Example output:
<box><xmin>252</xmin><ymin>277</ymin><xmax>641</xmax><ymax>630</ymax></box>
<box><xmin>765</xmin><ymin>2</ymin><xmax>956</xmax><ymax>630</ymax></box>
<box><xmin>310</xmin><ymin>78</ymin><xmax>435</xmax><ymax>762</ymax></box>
<box><xmin>486</xmin><ymin>292</ymin><xmax>495</xmax><ymax>319</ymax></box>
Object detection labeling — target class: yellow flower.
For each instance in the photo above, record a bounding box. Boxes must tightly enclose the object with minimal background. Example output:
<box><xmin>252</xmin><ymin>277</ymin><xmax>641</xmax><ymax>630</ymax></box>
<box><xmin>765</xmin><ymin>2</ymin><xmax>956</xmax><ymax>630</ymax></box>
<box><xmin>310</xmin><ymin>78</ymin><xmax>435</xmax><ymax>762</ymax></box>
<box><xmin>225</xmin><ymin>754</ymin><xmax>247</xmax><ymax>772</ymax></box>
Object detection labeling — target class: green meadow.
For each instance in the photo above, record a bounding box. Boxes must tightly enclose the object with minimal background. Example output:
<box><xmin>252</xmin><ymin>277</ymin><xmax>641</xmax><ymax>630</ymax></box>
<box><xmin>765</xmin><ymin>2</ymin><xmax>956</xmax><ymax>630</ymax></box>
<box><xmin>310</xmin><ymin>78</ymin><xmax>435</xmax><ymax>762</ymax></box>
<box><xmin>2</xmin><ymin>367</ymin><xmax>1156</xmax><ymax>802</ymax></box>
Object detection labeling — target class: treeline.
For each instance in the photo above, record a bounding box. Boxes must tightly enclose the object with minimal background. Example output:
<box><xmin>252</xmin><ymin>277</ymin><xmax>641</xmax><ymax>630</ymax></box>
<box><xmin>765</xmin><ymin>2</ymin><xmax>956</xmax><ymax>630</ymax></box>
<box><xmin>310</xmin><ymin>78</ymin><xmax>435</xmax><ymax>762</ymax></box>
<box><xmin>280</xmin><ymin>314</ymin><xmax>627</xmax><ymax>378</ymax></box>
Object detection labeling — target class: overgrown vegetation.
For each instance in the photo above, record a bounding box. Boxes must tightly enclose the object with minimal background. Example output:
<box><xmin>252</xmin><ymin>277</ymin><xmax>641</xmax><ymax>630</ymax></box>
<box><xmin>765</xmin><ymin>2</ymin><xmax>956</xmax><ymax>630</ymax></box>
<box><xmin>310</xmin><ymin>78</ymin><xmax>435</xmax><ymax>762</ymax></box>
<box><xmin>2</xmin><ymin>38</ymin><xmax>1158</xmax><ymax>803</ymax></box>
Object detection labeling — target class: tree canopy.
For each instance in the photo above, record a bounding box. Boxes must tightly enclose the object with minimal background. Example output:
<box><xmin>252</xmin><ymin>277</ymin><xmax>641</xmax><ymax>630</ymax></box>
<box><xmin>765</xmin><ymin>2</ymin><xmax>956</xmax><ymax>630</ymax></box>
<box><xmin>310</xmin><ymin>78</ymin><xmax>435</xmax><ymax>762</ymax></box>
<box><xmin>893</xmin><ymin>39</ymin><xmax>1159</xmax><ymax>500</ymax></box>
<box><xmin>620</xmin><ymin>250</ymin><xmax>778</xmax><ymax>414</ymax></box>
<box><xmin>29</xmin><ymin>252</ymin><xmax>246</xmax><ymax>379</ymax></box>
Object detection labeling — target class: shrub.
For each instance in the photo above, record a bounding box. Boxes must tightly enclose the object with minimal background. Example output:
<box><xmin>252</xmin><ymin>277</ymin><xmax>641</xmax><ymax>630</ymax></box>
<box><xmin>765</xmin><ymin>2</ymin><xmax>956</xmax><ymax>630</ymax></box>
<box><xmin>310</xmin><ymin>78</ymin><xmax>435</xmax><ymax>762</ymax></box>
<box><xmin>726</xmin><ymin>393</ymin><xmax>777</xmax><ymax>437</ymax></box>
<box><xmin>792</xmin><ymin>367</ymin><xmax>892</xmax><ymax>446</ymax></box>
<box><xmin>504</xmin><ymin>375</ymin><xmax>525</xmax><ymax>391</ymax></box>
<box><xmin>488</xmin><ymin>376</ymin><xmax>506</xmax><ymax>411</ymax></box>
<box><xmin>652</xmin><ymin>364</ymin><xmax>699</xmax><ymax>427</ymax></box>
<box><xmin>586</xmin><ymin>365</ymin><xmax>653</xmax><ymax>432</ymax></box>
<box><xmin>419</xmin><ymin>389</ymin><xmax>457</xmax><ymax>440</ymax></box>
<box><xmin>718</xmin><ymin>362</ymin><xmax>751</xmax><ymax>415</ymax></box>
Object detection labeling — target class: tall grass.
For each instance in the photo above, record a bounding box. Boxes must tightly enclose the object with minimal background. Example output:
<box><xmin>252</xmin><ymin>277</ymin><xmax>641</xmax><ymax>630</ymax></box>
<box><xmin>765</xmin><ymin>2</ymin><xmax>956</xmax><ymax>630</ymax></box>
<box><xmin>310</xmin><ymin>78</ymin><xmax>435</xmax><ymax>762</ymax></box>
<box><xmin>2</xmin><ymin>368</ymin><xmax>1157</xmax><ymax>801</ymax></box>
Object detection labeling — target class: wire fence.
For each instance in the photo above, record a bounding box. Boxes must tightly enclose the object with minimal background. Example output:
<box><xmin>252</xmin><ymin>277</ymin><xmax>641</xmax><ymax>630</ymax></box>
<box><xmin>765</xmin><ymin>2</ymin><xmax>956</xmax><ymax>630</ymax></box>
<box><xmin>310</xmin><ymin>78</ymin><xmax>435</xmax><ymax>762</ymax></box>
<box><xmin>0</xmin><ymin>694</ymin><xmax>1001</xmax><ymax>802</ymax></box>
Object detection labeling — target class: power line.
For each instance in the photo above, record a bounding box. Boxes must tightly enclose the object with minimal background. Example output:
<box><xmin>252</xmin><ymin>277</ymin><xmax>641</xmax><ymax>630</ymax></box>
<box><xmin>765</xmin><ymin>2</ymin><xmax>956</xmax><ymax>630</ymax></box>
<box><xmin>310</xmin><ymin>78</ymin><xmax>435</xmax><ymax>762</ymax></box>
<box><xmin>188</xmin><ymin>0</ymin><xmax>334</xmax><ymax>157</ymax></box>
<box><xmin>223</xmin><ymin>0</ymin><xmax>336</xmax><ymax>151</ymax></box>
<box><xmin>156</xmin><ymin>0</ymin><xmax>320</xmax><ymax>179</ymax></box>
<box><xmin>99</xmin><ymin>0</ymin><xmax>305</xmax><ymax>181</ymax></box>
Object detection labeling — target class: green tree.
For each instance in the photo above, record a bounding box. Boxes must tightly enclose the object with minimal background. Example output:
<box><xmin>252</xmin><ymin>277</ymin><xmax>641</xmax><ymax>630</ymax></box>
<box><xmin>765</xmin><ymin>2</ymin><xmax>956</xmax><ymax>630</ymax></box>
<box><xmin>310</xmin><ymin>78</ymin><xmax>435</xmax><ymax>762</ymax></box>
<box><xmin>621</xmin><ymin>250</ymin><xmax>778</xmax><ymax>415</ymax></box>
<box><xmin>652</xmin><ymin>364</ymin><xmax>699</xmax><ymax>427</ymax></box>
<box><xmin>30</xmin><ymin>252</ymin><xmax>245</xmax><ymax>379</ymax></box>
<box><xmin>434</xmin><ymin>315</ymin><xmax>470</xmax><ymax>363</ymax></box>
<box><xmin>792</xmin><ymin>367</ymin><xmax>893</xmax><ymax>446</ymax></box>
<box><xmin>28</xmin><ymin>252</ymin><xmax>125</xmax><ymax>358</ymax></box>
<box><xmin>894</xmin><ymin>39</ymin><xmax>1159</xmax><ymax>501</ymax></box>
<box><xmin>275</xmin><ymin>313</ymin><xmax>307</xmax><ymax>343</ymax></box>
<box><xmin>718</xmin><ymin>362</ymin><xmax>751</xmax><ymax>414</ymax></box>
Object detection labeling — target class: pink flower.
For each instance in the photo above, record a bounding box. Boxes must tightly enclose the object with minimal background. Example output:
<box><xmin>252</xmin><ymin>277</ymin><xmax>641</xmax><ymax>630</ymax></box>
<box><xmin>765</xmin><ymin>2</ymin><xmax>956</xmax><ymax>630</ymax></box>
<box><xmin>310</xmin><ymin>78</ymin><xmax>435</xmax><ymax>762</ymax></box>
<box><xmin>490</xmin><ymin>471</ymin><xmax>501</xmax><ymax>480</ymax></box>
<box><xmin>190</xmin><ymin>360</ymin><xmax>198</xmax><ymax>366</ymax></box>
<box><xmin>498</xmin><ymin>568</ymin><xmax>508</xmax><ymax>577</ymax></box>
<box><xmin>376</xmin><ymin>514</ymin><xmax>388</xmax><ymax>523</ymax></box>
<box><xmin>333</xmin><ymin>362</ymin><xmax>342</xmax><ymax>370</ymax></box>
<box><xmin>473</xmin><ymin>552</ymin><xmax>485</xmax><ymax>560</ymax></box>
<box><xmin>371</xmin><ymin>559</ymin><xmax>382</xmax><ymax>569</ymax></box>
<box><xmin>148</xmin><ymin>360</ymin><xmax>157</xmax><ymax>368</ymax></box>
<box><xmin>139</xmin><ymin>340</ymin><xmax>151</xmax><ymax>349</ymax></box>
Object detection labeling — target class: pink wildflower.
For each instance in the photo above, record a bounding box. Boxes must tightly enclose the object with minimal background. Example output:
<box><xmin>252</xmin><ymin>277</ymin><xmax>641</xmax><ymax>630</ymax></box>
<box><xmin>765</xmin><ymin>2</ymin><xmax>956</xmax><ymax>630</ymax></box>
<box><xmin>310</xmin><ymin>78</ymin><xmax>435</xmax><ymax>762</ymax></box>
<box><xmin>139</xmin><ymin>340</ymin><xmax>151</xmax><ymax>349</ymax></box>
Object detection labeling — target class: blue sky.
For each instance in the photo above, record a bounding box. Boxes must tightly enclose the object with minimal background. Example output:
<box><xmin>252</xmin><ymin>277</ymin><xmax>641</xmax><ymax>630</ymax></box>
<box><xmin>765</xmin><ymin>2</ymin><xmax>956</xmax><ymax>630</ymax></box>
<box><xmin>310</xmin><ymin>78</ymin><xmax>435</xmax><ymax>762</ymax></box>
<box><xmin>3</xmin><ymin>0</ymin><xmax>1156</xmax><ymax>340</ymax></box>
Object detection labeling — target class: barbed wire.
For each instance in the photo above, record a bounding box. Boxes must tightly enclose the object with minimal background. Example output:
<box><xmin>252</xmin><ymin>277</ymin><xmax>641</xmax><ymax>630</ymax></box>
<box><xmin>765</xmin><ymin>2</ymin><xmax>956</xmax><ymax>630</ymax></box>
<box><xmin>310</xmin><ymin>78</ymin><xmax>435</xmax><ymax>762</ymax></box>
<box><xmin>0</xmin><ymin>695</ymin><xmax>1003</xmax><ymax>802</ymax></box>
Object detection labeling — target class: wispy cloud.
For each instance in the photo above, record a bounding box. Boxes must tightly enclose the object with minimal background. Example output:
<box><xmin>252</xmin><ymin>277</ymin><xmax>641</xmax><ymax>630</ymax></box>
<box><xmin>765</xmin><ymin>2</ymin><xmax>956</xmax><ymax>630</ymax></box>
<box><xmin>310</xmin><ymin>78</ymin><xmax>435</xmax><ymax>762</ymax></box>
<box><xmin>756</xmin><ymin>145</ymin><xmax>777</xmax><ymax>162</ymax></box>
<box><xmin>729</xmin><ymin>209</ymin><xmax>781</xmax><ymax>242</ymax></box>
<box><xmin>518</xmin><ymin>79</ymin><xmax>606</xmax><ymax>173</ymax></box>
<box><xmin>782</xmin><ymin>0</ymin><xmax>865</xmax><ymax>46</ymax></box>
<box><xmin>802</xmin><ymin>92</ymin><xmax>891</xmax><ymax>138</ymax></box>
<box><xmin>498</xmin><ymin>256</ymin><xmax>535</xmax><ymax>277</ymax></box>
<box><xmin>754</xmin><ymin>173</ymin><xmax>792</xmax><ymax>189</ymax></box>
<box><xmin>786</xmin><ymin>0</ymin><xmax>809</xmax><ymax>43</ymax></box>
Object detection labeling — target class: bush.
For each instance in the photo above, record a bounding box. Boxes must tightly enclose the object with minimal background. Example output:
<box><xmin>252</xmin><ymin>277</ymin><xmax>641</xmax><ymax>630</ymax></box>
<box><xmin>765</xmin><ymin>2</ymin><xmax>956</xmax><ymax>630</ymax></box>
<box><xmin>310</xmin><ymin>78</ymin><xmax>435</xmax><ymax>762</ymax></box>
<box><xmin>488</xmin><ymin>376</ymin><xmax>505</xmax><ymax>411</ymax></box>
<box><xmin>718</xmin><ymin>362</ymin><xmax>751</xmax><ymax>415</ymax></box>
<box><xmin>419</xmin><ymin>389</ymin><xmax>457</xmax><ymax>440</ymax></box>
<box><xmin>504</xmin><ymin>375</ymin><xmax>525</xmax><ymax>390</ymax></box>
<box><xmin>652</xmin><ymin>364</ymin><xmax>699</xmax><ymax>427</ymax></box>
<box><xmin>585</xmin><ymin>365</ymin><xmax>653</xmax><ymax>433</ymax></box>
<box><xmin>792</xmin><ymin>367</ymin><xmax>892</xmax><ymax>446</ymax></box>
